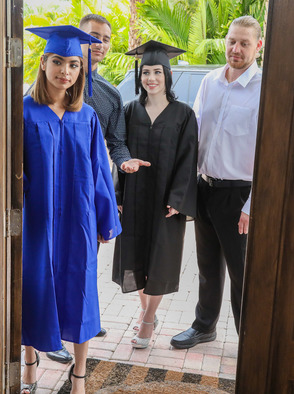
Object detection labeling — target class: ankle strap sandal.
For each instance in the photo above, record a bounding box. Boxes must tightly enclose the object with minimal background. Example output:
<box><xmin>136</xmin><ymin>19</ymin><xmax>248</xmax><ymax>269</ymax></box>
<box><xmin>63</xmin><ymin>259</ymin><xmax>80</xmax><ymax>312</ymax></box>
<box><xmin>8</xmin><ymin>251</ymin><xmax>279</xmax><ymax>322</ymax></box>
<box><xmin>21</xmin><ymin>351</ymin><xmax>40</xmax><ymax>394</ymax></box>
<box><xmin>68</xmin><ymin>363</ymin><xmax>87</xmax><ymax>383</ymax></box>
<box><xmin>25</xmin><ymin>350</ymin><xmax>40</xmax><ymax>367</ymax></box>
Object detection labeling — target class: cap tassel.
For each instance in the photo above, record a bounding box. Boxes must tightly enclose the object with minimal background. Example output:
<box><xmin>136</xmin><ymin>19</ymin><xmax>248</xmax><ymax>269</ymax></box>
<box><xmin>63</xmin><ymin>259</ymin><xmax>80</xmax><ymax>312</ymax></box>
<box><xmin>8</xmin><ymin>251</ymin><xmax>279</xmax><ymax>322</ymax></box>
<box><xmin>135</xmin><ymin>55</ymin><xmax>139</xmax><ymax>95</ymax></box>
<box><xmin>88</xmin><ymin>45</ymin><xmax>93</xmax><ymax>97</ymax></box>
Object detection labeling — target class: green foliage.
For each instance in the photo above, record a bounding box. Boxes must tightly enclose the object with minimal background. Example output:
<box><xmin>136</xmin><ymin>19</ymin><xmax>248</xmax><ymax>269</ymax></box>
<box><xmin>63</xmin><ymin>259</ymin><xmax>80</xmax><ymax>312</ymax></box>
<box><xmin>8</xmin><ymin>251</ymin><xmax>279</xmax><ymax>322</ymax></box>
<box><xmin>137</xmin><ymin>0</ymin><xmax>265</xmax><ymax>68</ymax></box>
<box><xmin>138</xmin><ymin>0</ymin><xmax>226</xmax><ymax>64</ymax></box>
<box><xmin>23</xmin><ymin>0</ymin><xmax>266</xmax><ymax>85</ymax></box>
<box><xmin>23</xmin><ymin>0</ymin><xmax>130</xmax><ymax>85</ymax></box>
<box><xmin>96</xmin><ymin>0</ymin><xmax>132</xmax><ymax>85</ymax></box>
<box><xmin>24</xmin><ymin>2</ymin><xmax>81</xmax><ymax>83</ymax></box>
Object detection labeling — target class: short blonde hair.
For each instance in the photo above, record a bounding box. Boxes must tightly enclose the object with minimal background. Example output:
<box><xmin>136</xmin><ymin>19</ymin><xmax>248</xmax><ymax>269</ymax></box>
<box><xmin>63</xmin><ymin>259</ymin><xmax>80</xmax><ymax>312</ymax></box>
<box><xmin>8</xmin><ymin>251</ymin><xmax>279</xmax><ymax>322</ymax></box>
<box><xmin>230</xmin><ymin>16</ymin><xmax>262</xmax><ymax>41</ymax></box>
<box><xmin>31</xmin><ymin>54</ymin><xmax>85</xmax><ymax>112</ymax></box>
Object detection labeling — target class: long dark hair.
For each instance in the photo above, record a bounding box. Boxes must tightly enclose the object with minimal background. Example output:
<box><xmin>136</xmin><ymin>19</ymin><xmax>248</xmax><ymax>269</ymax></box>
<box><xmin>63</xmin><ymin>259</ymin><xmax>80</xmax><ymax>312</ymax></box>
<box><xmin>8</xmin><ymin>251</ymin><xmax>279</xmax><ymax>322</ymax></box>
<box><xmin>138</xmin><ymin>65</ymin><xmax>176</xmax><ymax>105</ymax></box>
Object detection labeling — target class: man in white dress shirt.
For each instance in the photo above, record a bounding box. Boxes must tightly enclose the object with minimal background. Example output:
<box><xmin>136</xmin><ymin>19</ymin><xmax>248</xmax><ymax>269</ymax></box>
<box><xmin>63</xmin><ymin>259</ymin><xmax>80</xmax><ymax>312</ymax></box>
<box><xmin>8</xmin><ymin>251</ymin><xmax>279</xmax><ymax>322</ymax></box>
<box><xmin>171</xmin><ymin>16</ymin><xmax>263</xmax><ymax>349</ymax></box>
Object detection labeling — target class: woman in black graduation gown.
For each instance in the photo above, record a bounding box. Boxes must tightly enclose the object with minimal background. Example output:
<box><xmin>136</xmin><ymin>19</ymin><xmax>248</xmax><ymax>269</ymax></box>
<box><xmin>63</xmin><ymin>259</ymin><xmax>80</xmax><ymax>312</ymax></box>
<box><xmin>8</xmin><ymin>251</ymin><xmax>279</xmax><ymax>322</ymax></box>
<box><xmin>112</xmin><ymin>41</ymin><xmax>198</xmax><ymax>348</ymax></box>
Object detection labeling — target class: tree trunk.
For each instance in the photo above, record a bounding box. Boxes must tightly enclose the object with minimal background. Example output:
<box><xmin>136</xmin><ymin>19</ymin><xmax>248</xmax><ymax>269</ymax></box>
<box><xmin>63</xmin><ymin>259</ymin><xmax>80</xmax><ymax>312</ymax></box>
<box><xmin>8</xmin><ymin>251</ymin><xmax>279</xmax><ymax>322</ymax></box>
<box><xmin>128</xmin><ymin>0</ymin><xmax>145</xmax><ymax>50</ymax></box>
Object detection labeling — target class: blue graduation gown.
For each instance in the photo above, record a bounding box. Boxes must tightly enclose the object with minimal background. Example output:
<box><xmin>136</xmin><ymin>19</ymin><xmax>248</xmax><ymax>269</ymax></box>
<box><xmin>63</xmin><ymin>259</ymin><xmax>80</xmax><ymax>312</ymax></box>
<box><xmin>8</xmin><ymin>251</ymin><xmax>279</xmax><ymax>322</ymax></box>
<box><xmin>22</xmin><ymin>96</ymin><xmax>121</xmax><ymax>351</ymax></box>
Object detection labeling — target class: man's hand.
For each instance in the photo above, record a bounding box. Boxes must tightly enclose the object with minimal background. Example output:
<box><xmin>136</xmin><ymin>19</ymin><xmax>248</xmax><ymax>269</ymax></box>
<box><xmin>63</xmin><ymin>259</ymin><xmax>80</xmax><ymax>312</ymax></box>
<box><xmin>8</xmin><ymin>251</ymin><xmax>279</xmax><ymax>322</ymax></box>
<box><xmin>238</xmin><ymin>212</ymin><xmax>249</xmax><ymax>235</ymax></box>
<box><xmin>98</xmin><ymin>234</ymin><xmax>109</xmax><ymax>244</ymax></box>
<box><xmin>121</xmin><ymin>159</ymin><xmax>151</xmax><ymax>173</ymax></box>
<box><xmin>165</xmin><ymin>205</ymin><xmax>179</xmax><ymax>218</ymax></box>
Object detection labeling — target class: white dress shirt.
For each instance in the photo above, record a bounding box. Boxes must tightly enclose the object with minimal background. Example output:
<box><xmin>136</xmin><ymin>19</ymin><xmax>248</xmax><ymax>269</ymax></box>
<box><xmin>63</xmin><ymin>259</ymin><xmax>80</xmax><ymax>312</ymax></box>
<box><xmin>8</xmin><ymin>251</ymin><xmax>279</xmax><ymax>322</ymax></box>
<box><xmin>193</xmin><ymin>61</ymin><xmax>262</xmax><ymax>215</ymax></box>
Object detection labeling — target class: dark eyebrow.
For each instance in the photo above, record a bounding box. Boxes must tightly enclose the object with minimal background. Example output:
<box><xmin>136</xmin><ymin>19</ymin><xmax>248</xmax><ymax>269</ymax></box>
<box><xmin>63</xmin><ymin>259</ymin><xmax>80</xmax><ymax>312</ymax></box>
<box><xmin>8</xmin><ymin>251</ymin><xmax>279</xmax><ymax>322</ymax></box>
<box><xmin>90</xmin><ymin>31</ymin><xmax>111</xmax><ymax>40</ymax></box>
<box><xmin>52</xmin><ymin>55</ymin><xmax>64</xmax><ymax>61</ymax></box>
<box><xmin>52</xmin><ymin>55</ymin><xmax>79</xmax><ymax>64</ymax></box>
<box><xmin>142</xmin><ymin>67</ymin><xmax>162</xmax><ymax>71</ymax></box>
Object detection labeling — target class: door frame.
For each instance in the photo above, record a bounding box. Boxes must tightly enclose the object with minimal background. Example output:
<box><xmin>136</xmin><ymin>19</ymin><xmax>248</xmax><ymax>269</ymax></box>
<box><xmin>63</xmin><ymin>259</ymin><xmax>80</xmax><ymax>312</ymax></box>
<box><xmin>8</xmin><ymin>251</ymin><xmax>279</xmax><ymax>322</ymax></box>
<box><xmin>0</xmin><ymin>0</ymin><xmax>7</xmax><ymax>389</ymax></box>
<box><xmin>0</xmin><ymin>0</ymin><xmax>23</xmax><ymax>392</ymax></box>
<box><xmin>2</xmin><ymin>0</ymin><xmax>294</xmax><ymax>392</ymax></box>
<box><xmin>237</xmin><ymin>0</ymin><xmax>294</xmax><ymax>392</ymax></box>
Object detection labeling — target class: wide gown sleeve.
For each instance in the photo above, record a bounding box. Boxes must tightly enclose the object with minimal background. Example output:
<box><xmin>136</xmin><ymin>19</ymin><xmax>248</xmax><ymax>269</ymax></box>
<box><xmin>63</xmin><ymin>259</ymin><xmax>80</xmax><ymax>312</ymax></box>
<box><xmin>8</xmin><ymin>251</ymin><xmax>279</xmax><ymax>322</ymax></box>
<box><xmin>167</xmin><ymin>108</ymin><xmax>198</xmax><ymax>218</ymax></box>
<box><xmin>91</xmin><ymin>112</ymin><xmax>122</xmax><ymax>240</ymax></box>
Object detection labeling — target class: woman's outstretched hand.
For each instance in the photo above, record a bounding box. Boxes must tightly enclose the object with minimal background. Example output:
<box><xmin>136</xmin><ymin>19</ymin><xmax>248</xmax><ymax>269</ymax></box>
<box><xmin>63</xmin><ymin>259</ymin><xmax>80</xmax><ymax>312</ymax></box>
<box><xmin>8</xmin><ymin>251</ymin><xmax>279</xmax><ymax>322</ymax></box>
<box><xmin>165</xmin><ymin>205</ymin><xmax>179</xmax><ymax>218</ymax></box>
<box><xmin>98</xmin><ymin>234</ymin><xmax>109</xmax><ymax>244</ymax></box>
<box><xmin>121</xmin><ymin>159</ymin><xmax>151</xmax><ymax>173</ymax></box>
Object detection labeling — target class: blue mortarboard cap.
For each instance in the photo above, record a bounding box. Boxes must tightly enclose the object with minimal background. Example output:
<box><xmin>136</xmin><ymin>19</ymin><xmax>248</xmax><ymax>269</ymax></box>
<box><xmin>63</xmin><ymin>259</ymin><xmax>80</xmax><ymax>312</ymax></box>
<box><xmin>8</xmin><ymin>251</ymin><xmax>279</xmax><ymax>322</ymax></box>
<box><xmin>26</xmin><ymin>25</ymin><xmax>102</xmax><ymax>96</ymax></box>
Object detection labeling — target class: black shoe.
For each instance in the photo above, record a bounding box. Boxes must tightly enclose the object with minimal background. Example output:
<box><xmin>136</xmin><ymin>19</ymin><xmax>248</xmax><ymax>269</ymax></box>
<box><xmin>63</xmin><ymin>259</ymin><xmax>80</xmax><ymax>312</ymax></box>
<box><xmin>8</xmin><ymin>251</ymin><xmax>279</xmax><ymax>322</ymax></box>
<box><xmin>46</xmin><ymin>342</ymin><xmax>73</xmax><ymax>364</ymax></box>
<box><xmin>95</xmin><ymin>327</ymin><xmax>107</xmax><ymax>337</ymax></box>
<box><xmin>170</xmin><ymin>327</ymin><xmax>216</xmax><ymax>349</ymax></box>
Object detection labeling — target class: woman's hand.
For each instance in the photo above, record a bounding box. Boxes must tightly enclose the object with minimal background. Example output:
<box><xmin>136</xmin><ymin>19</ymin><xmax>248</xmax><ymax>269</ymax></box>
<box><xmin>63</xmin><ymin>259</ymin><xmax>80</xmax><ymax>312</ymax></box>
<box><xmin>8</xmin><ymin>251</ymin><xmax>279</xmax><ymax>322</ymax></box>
<box><xmin>165</xmin><ymin>205</ymin><xmax>179</xmax><ymax>218</ymax></box>
<box><xmin>118</xmin><ymin>205</ymin><xmax>123</xmax><ymax>214</ymax></box>
<box><xmin>98</xmin><ymin>234</ymin><xmax>109</xmax><ymax>244</ymax></box>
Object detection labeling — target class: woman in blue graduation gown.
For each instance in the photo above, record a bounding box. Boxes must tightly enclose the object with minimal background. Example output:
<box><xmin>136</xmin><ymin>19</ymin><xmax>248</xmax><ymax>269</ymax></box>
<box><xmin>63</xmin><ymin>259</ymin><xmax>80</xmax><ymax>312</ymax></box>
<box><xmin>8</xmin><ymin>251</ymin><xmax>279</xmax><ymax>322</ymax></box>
<box><xmin>112</xmin><ymin>41</ymin><xmax>198</xmax><ymax>349</ymax></box>
<box><xmin>22</xmin><ymin>26</ymin><xmax>121</xmax><ymax>394</ymax></box>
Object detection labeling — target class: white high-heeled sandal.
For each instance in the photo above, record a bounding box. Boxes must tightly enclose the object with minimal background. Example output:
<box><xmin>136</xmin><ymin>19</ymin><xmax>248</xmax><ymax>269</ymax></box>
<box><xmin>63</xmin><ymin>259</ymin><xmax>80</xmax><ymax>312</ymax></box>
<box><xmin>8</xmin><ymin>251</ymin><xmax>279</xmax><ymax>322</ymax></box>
<box><xmin>133</xmin><ymin>312</ymin><xmax>159</xmax><ymax>332</ymax></box>
<box><xmin>132</xmin><ymin>309</ymin><xmax>146</xmax><ymax>332</ymax></box>
<box><xmin>131</xmin><ymin>320</ymin><xmax>155</xmax><ymax>349</ymax></box>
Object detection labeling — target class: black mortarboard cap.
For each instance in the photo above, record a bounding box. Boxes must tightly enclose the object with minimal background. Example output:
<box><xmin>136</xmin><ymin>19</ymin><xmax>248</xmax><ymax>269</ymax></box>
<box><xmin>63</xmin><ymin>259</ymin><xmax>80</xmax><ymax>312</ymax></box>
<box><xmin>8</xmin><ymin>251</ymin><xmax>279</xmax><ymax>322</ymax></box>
<box><xmin>26</xmin><ymin>25</ymin><xmax>102</xmax><ymax>96</ymax></box>
<box><xmin>126</xmin><ymin>40</ymin><xmax>186</xmax><ymax>94</ymax></box>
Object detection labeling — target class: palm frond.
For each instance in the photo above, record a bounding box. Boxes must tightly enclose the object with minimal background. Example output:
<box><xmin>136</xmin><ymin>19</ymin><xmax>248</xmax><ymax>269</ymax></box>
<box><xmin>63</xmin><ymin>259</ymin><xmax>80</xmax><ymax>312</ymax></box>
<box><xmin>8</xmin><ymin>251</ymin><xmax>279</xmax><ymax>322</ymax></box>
<box><xmin>188</xmin><ymin>1</ymin><xmax>206</xmax><ymax>51</ymax></box>
<box><xmin>139</xmin><ymin>19</ymin><xmax>188</xmax><ymax>50</ymax></box>
<box><xmin>99</xmin><ymin>52</ymin><xmax>135</xmax><ymax>85</ymax></box>
<box><xmin>138</xmin><ymin>0</ymin><xmax>191</xmax><ymax>45</ymax></box>
<box><xmin>206</xmin><ymin>0</ymin><xmax>218</xmax><ymax>37</ymax></box>
<box><xmin>23</xmin><ymin>0</ymin><xmax>266</xmax><ymax>85</ymax></box>
<box><xmin>194</xmin><ymin>37</ymin><xmax>225</xmax><ymax>57</ymax></box>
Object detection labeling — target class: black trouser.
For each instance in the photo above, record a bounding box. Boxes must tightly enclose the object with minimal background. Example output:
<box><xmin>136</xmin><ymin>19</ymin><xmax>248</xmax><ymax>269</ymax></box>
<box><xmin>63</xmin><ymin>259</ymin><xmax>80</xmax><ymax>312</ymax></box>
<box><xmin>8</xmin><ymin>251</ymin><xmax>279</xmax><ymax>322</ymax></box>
<box><xmin>192</xmin><ymin>176</ymin><xmax>251</xmax><ymax>334</ymax></box>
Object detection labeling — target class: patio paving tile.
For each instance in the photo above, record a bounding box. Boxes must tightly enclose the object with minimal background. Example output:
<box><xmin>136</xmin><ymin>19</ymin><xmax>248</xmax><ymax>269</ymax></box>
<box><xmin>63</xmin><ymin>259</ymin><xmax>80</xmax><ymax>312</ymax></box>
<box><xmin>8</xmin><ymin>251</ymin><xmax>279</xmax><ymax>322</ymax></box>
<box><xmin>21</xmin><ymin>222</ymin><xmax>238</xmax><ymax>392</ymax></box>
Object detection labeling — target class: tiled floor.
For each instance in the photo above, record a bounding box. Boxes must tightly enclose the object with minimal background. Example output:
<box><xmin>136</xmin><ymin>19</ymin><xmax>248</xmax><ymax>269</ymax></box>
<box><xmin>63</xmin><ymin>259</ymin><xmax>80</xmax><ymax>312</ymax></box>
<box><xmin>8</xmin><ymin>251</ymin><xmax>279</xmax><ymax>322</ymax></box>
<box><xmin>21</xmin><ymin>222</ymin><xmax>238</xmax><ymax>393</ymax></box>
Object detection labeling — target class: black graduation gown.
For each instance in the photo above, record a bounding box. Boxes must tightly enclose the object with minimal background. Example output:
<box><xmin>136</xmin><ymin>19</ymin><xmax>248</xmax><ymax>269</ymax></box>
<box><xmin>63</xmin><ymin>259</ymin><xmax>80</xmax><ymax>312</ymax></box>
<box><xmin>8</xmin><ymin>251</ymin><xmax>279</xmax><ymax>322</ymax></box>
<box><xmin>112</xmin><ymin>100</ymin><xmax>198</xmax><ymax>295</ymax></box>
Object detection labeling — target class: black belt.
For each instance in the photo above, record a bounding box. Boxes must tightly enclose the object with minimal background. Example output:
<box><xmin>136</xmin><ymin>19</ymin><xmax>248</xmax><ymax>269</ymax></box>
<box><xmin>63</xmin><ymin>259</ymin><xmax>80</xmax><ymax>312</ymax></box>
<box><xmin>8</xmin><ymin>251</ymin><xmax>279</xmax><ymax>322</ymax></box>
<box><xmin>201</xmin><ymin>174</ymin><xmax>251</xmax><ymax>188</ymax></box>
